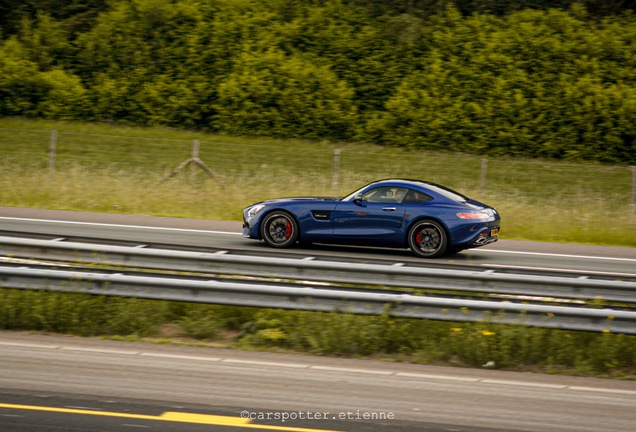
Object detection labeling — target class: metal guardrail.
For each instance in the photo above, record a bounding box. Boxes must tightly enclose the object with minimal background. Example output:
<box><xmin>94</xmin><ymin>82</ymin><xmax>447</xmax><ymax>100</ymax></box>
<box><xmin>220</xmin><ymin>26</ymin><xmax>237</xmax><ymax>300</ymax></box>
<box><xmin>1</xmin><ymin>236</ymin><xmax>636</xmax><ymax>334</ymax></box>
<box><xmin>1</xmin><ymin>266</ymin><xmax>635</xmax><ymax>334</ymax></box>
<box><xmin>1</xmin><ymin>236</ymin><xmax>635</xmax><ymax>303</ymax></box>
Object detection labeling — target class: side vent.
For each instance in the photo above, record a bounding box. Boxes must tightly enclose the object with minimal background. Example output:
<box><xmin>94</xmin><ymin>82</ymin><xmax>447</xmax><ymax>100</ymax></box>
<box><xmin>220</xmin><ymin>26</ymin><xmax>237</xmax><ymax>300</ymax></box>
<box><xmin>312</xmin><ymin>211</ymin><xmax>331</xmax><ymax>220</ymax></box>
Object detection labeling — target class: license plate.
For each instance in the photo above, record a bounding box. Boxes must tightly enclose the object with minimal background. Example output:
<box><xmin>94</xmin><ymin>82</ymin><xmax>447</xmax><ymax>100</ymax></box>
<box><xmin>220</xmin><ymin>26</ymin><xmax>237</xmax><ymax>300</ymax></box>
<box><xmin>491</xmin><ymin>228</ymin><xmax>499</xmax><ymax>237</ymax></box>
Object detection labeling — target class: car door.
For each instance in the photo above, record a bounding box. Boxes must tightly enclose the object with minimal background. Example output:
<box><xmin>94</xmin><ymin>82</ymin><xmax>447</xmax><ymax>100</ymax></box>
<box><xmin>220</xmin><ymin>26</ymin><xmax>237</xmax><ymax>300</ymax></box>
<box><xmin>333</xmin><ymin>186</ymin><xmax>407</xmax><ymax>239</ymax></box>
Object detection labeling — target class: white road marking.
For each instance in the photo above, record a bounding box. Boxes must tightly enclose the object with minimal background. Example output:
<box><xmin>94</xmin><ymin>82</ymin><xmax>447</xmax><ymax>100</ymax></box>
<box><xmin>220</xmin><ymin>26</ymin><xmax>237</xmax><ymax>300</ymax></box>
<box><xmin>309</xmin><ymin>366</ymin><xmax>393</xmax><ymax>375</ymax></box>
<box><xmin>60</xmin><ymin>347</ymin><xmax>140</xmax><ymax>355</ymax></box>
<box><xmin>222</xmin><ymin>358</ymin><xmax>309</xmax><ymax>369</ymax></box>
<box><xmin>64</xmin><ymin>406</ymin><xmax>105</xmax><ymax>411</ymax></box>
<box><xmin>395</xmin><ymin>372</ymin><xmax>479</xmax><ymax>382</ymax></box>
<box><xmin>0</xmin><ymin>341</ymin><xmax>61</xmax><ymax>349</ymax></box>
<box><xmin>480</xmin><ymin>379</ymin><xmax>566</xmax><ymax>389</ymax></box>
<box><xmin>483</xmin><ymin>264</ymin><xmax>636</xmax><ymax>278</ymax></box>
<box><xmin>139</xmin><ymin>353</ymin><xmax>222</xmax><ymax>362</ymax></box>
<box><xmin>0</xmin><ymin>216</ymin><xmax>242</xmax><ymax>236</ymax></box>
<box><xmin>569</xmin><ymin>386</ymin><xmax>636</xmax><ymax>396</ymax></box>
<box><xmin>2</xmin><ymin>216</ymin><xmax>634</xmax><ymax>270</ymax></box>
<box><xmin>2</xmin><ymin>340</ymin><xmax>635</xmax><ymax>396</ymax></box>
<box><xmin>474</xmin><ymin>248</ymin><xmax>636</xmax><ymax>262</ymax></box>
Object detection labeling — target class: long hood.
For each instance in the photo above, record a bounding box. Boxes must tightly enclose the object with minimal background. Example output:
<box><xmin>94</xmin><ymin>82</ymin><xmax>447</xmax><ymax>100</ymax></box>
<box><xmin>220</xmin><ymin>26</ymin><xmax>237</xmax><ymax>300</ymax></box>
<box><xmin>258</xmin><ymin>196</ymin><xmax>341</xmax><ymax>205</ymax></box>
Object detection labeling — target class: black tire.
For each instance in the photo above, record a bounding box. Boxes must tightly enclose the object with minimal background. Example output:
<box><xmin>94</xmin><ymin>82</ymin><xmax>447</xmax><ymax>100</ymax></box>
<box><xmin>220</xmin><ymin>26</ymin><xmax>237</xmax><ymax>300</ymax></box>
<box><xmin>261</xmin><ymin>211</ymin><xmax>299</xmax><ymax>248</ymax></box>
<box><xmin>407</xmin><ymin>220</ymin><xmax>448</xmax><ymax>258</ymax></box>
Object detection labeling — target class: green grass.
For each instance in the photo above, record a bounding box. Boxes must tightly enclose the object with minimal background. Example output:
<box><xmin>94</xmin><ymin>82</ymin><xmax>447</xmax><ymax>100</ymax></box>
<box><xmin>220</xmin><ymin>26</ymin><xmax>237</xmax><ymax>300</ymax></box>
<box><xmin>1</xmin><ymin>117</ymin><xmax>635</xmax><ymax>246</ymax></box>
<box><xmin>1</xmin><ymin>117</ymin><xmax>635</xmax><ymax>379</ymax></box>
<box><xmin>1</xmin><ymin>289</ymin><xmax>634</xmax><ymax>379</ymax></box>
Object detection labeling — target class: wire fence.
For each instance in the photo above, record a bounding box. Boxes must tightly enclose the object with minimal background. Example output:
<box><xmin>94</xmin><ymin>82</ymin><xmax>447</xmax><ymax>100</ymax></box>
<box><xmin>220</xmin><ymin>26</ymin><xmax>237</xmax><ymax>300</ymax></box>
<box><xmin>1</xmin><ymin>128</ymin><xmax>635</xmax><ymax>207</ymax></box>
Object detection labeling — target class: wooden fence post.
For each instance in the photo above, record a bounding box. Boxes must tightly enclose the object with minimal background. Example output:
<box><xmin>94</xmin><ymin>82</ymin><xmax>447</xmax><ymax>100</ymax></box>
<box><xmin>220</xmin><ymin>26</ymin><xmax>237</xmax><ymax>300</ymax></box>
<box><xmin>161</xmin><ymin>140</ymin><xmax>225</xmax><ymax>188</ymax></box>
<box><xmin>49</xmin><ymin>130</ymin><xmax>57</xmax><ymax>174</ymax></box>
<box><xmin>332</xmin><ymin>148</ymin><xmax>341</xmax><ymax>192</ymax></box>
<box><xmin>631</xmin><ymin>166</ymin><xmax>635</xmax><ymax>208</ymax></box>
<box><xmin>191</xmin><ymin>139</ymin><xmax>200</xmax><ymax>182</ymax></box>
<box><xmin>480</xmin><ymin>158</ymin><xmax>488</xmax><ymax>191</ymax></box>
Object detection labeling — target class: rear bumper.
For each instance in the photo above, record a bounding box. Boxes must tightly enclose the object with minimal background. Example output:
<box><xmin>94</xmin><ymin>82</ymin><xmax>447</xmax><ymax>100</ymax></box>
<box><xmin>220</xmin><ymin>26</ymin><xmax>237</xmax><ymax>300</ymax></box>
<box><xmin>472</xmin><ymin>234</ymin><xmax>498</xmax><ymax>246</ymax></box>
<box><xmin>464</xmin><ymin>226</ymin><xmax>500</xmax><ymax>249</ymax></box>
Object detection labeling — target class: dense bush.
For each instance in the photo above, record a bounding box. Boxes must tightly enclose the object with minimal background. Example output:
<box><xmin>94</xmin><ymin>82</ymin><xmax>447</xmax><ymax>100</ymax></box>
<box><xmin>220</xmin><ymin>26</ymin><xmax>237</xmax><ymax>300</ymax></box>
<box><xmin>0</xmin><ymin>1</ymin><xmax>635</xmax><ymax>163</ymax></box>
<box><xmin>361</xmin><ymin>7</ymin><xmax>636</xmax><ymax>163</ymax></box>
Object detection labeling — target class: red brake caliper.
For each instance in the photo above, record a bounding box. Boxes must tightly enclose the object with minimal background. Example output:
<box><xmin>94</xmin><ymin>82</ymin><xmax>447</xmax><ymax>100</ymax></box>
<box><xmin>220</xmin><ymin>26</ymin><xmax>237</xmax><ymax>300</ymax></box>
<box><xmin>285</xmin><ymin>220</ymin><xmax>292</xmax><ymax>239</ymax></box>
<box><xmin>416</xmin><ymin>232</ymin><xmax>422</xmax><ymax>244</ymax></box>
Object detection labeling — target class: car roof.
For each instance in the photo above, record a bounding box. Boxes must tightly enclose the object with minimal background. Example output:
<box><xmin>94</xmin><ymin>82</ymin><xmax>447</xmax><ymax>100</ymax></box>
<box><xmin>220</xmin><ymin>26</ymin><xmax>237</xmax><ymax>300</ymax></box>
<box><xmin>369</xmin><ymin>178</ymin><xmax>435</xmax><ymax>187</ymax></box>
<box><xmin>366</xmin><ymin>179</ymin><xmax>470</xmax><ymax>202</ymax></box>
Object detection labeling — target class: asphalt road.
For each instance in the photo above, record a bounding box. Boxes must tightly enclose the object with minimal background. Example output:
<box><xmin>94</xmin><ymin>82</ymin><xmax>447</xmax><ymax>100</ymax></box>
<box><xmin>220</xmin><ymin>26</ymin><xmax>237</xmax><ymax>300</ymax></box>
<box><xmin>1</xmin><ymin>332</ymin><xmax>636</xmax><ymax>432</ymax></box>
<box><xmin>1</xmin><ymin>206</ymin><xmax>636</xmax><ymax>431</ymax></box>
<box><xmin>0</xmin><ymin>206</ymin><xmax>634</xmax><ymax>277</ymax></box>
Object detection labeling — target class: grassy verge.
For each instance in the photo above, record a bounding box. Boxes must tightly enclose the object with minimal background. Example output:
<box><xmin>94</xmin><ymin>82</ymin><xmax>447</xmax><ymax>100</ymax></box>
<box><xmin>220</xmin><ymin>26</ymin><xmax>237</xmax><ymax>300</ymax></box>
<box><xmin>1</xmin><ymin>118</ymin><xmax>635</xmax><ymax>379</ymax></box>
<box><xmin>1</xmin><ymin>118</ymin><xmax>635</xmax><ymax>246</ymax></box>
<box><xmin>1</xmin><ymin>289</ymin><xmax>634</xmax><ymax>380</ymax></box>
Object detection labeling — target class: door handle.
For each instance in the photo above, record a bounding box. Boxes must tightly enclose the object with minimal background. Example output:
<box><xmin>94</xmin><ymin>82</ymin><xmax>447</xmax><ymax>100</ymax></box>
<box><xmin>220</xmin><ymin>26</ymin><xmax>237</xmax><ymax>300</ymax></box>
<box><xmin>382</xmin><ymin>207</ymin><xmax>397</xmax><ymax>211</ymax></box>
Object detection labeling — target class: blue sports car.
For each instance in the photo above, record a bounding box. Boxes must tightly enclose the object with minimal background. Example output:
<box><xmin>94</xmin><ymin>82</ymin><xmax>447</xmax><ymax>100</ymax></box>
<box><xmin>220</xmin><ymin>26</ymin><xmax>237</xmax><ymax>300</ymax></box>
<box><xmin>242</xmin><ymin>179</ymin><xmax>500</xmax><ymax>258</ymax></box>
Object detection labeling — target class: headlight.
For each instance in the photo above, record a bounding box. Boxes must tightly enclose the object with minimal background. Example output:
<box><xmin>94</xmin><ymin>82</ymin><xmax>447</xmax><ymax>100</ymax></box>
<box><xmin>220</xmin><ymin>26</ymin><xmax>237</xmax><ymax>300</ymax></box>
<box><xmin>247</xmin><ymin>204</ymin><xmax>265</xmax><ymax>218</ymax></box>
<box><xmin>456</xmin><ymin>212</ymin><xmax>490</xmax><ymax>220</ymax></box>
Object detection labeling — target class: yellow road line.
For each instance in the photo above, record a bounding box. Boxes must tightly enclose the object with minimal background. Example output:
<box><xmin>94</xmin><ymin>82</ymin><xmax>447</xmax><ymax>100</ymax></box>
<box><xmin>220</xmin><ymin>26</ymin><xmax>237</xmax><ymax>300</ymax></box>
<box><xmin>0</xmin><ymin>403</ymin><xmax>341</xmax><ymax>432</ymax></box>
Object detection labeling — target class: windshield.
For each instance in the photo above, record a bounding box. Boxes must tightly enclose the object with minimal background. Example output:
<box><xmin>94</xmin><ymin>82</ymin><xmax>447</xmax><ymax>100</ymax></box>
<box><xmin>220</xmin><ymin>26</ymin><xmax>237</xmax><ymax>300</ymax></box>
<box><xmin>342</xmin><ymin>181</ymin><xmax>469</xmax><ymax>203</ymax></box>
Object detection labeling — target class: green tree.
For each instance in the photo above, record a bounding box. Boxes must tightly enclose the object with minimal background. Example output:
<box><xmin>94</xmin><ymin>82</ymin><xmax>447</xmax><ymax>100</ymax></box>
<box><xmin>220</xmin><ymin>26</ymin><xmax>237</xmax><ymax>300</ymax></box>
<box><xmin>14</xmin><ymin>13</ymin><xmax>72</xmax><ymax>70</ymax></box>
<box><xmin>360</xmin><ymin>6</ymin><xmax>636</xmax><ymax>163</ymax></box>
<box><xmin>215</xmin><ymin>50</ymin><xmax>356</xmax><ymax>139</ymax></box>
<box><xmin>76</xmin><ymin>0</ymin><xmax>211</xmax><ymax>125</ymax></box>
<box><xmin>0</xmin><ymin>39</ymin><xmax>85</xmax><ymax>117</ymax></box>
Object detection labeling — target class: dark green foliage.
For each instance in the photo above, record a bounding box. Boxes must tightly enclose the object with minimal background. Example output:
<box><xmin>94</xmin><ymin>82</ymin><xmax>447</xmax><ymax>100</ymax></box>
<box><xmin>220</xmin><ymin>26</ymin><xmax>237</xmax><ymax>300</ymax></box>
<box><xmin>360</xmin><ymin>7</ymin><xmax>636</xmax><ymax>163</ymax></box>
<box><xmin>215</xmin><ymin>50</ymin><xmax>356</xmax><ymax>139</ymax></box>
<box><xmin>178</xmin><ymin>305</ymin><xmax>223</xmax><ymax>339</ymax></box>
<box><xmin>1</xmin><ymin>1</ymin><xmax>635</xmax><ymax>163</ymax></box>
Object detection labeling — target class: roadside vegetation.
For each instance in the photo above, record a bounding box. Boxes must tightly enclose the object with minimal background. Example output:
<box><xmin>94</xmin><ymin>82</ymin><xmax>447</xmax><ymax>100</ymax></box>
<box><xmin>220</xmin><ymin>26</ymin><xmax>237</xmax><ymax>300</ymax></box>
<box><xmin>1</xmin><ymin>118</ymin><xmax>635</xmax><ymax>378</ymax></box>
<box><xmin>1</xmin><ymin>289</ymin><xmax>634</xmax><ymax>379</ymax></box>
<box><xmin>1</xmin><ymin>118</ymin><xmax>635</xmax><ymax>247</ymax></box>
<box><xmin>1</xmin><ymin>2</ymin><xmax>635</xmax><ymax>164</ymax></box>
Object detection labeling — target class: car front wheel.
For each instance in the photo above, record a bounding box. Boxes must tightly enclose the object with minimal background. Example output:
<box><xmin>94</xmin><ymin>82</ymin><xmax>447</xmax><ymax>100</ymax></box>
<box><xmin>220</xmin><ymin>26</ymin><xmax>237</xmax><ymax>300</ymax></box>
<box><xmin>408</xmin><ymin>220</ymin><xmax>448</xmax><ymax>258</ymax></box>
<box><xmin>261</xmin><ymin>211</ymin><xmax>299</xmax><ymax>248</ymax></box>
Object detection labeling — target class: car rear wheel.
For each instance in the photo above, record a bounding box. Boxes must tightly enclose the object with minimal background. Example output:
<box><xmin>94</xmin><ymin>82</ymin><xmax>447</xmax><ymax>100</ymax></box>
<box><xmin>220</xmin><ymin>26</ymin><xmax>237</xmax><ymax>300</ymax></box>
<box><xmin>261</xmin><ymin>211</ymin><xmax>298</xmax><ymax>248</ymax></box>
<box><xmin>408</xmin><ymin>220</ymin><xmax>448</xmax><ymax>258</ymax></box>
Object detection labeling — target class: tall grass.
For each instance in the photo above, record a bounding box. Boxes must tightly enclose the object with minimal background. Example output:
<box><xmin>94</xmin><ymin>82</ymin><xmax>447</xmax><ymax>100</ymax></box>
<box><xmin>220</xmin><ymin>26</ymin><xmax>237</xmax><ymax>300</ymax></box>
<box><xmin>0</xmin><ymin>161</ymin><xmax>633</xmax><ymax>246</ymax></box>
<box><xmin>1</xmin><ymin>118</ymin><xmax>634</xmax><ymax>246</ymax></box>
<box><xmin>1</xmin><ymin>289</ymin><xmax>634</xmax><ymax>379</ymax></box>
<box><xmin>1</xmin><ymin>118</ymin><xmax>635</xmax><ymax>379</ymax></box>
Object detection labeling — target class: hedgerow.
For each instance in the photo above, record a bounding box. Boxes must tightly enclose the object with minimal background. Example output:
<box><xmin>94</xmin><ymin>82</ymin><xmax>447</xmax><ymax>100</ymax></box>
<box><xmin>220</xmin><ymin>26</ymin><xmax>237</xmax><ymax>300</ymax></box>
<box><xmin>1</xmin><ymin>2</ymin><xmax>634</xmax><ymax>163</ymax></box>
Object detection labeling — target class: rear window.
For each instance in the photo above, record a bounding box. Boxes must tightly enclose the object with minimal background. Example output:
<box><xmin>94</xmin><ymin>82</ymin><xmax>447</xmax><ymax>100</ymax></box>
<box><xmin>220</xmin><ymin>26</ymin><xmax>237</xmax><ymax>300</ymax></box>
<box><xmin>421</xmin><ymin>183</ymin><xmax>468</xmax><ymax>203</ymax></box>
<box><xmin>403</xmin><ymin>189</ymin><xmax>433</xmax><ymax>203</ymax></box>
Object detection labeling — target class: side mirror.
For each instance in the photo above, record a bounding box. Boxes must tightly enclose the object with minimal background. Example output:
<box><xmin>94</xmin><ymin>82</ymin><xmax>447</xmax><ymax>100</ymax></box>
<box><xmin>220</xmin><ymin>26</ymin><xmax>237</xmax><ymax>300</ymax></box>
<box><xmin>353</xmin><ymin>194</ymin><xmax>366</xmax><ymax>206</ymax></box>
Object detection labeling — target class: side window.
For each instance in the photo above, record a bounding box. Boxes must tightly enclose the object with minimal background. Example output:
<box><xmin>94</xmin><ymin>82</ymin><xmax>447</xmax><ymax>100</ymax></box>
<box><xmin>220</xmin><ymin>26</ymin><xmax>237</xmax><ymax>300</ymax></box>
<box><xmin>362</xmin><ymin>187</ymin><xmax>409</xmax><ymax>203</ymax></box>
<box><xmin>402</xmin><ymin>189</ymin><xmax>433</xmax><ymax>203</ymax></box>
